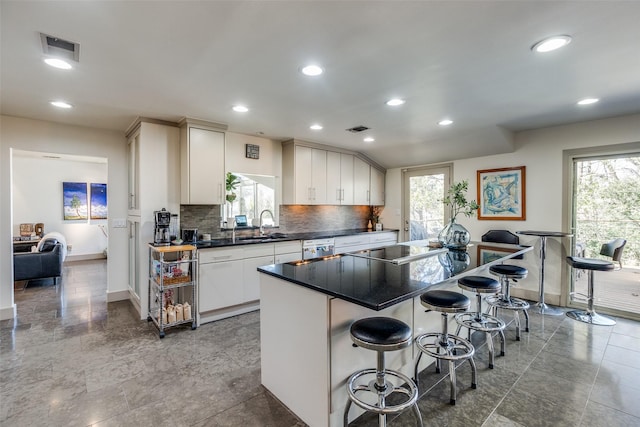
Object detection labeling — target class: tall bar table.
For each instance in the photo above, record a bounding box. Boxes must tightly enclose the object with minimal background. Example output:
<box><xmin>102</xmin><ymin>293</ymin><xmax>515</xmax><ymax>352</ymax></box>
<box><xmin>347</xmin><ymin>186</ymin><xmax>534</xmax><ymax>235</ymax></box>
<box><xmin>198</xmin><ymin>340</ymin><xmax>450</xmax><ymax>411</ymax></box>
<box><xmin>516</xmin><ymin>230</ymin><xmax>573</xmax><ymax>315</ymax></box>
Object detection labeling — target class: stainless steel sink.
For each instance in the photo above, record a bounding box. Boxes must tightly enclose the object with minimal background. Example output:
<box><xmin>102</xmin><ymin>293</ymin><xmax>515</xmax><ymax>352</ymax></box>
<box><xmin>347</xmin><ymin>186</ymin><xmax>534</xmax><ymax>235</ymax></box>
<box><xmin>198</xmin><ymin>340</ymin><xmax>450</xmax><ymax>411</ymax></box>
<box><xmin>238</xmin><ymin>233</ymin><xmax>288</xmax><ymax>242</ymax></box>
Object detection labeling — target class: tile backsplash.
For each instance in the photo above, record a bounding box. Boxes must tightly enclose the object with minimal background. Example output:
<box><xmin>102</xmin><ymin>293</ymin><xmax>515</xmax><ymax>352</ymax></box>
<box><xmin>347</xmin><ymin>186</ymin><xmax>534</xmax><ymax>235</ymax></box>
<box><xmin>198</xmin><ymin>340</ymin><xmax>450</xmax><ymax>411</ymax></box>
<box><xmin>180</xmin><ymin>204</ymin><xmax>372</xmax><ymax>239</ymax></box>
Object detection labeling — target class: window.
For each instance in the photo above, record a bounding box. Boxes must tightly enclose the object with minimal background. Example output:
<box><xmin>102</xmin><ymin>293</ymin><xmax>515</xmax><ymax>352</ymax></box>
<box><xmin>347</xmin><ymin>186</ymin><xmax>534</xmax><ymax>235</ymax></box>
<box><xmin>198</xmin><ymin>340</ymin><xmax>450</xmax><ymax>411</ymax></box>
<box><xmin>229</xmin><ymin>174</ymin><xmax>276</xmax><ymax>226</ymax></box>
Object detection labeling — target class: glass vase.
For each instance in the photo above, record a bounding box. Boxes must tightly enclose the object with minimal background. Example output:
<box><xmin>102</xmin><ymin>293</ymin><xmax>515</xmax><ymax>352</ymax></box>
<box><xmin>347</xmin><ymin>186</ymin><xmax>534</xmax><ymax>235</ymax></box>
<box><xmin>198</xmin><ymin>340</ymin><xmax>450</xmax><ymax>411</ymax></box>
<box><xmin>438</xmin><ymin>218</ymin><xmax>470</xmax><ymax>249</ymax></box>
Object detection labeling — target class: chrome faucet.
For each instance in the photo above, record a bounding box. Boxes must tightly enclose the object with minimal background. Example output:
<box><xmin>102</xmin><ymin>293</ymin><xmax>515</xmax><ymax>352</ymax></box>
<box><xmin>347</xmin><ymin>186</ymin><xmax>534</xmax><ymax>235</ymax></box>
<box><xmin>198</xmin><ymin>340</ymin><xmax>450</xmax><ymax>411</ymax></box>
<box><xmin>259</xmin><ymin>209</ymin><xmax>274</xmax><ymax>236</ymax></box>
<box><xmin>231</xmin><ymin>218</ymin><xmax>237</xmax><ymax>243</ymax></box>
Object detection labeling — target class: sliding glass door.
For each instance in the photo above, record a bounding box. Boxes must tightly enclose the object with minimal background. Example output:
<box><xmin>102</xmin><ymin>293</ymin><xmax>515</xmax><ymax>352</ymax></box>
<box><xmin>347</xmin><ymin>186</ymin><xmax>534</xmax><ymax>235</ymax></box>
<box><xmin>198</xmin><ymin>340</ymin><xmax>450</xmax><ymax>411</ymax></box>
<box><xmin>570</xmin><ymin>153</ymin><xmax>640</xmax><ymax>318</ymax></box>
<box><xmin>402</xmin><ymin>165</ymin><xmax>451</xmax><ymax>242</ymax></box>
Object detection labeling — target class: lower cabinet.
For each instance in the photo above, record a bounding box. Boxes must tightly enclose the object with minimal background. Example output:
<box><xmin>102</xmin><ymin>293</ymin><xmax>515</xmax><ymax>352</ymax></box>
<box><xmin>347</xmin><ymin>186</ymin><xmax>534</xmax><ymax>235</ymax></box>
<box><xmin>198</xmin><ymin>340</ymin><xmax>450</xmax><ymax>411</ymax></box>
<box><xmin>243</xmin><ymin>255</ymin><xmax>275</xmax><ymax>302</ymax></box>
<box><xmin>199</xmin><ymin>259</ymin><xmax>244</xmax><ymax>312</ymax></box>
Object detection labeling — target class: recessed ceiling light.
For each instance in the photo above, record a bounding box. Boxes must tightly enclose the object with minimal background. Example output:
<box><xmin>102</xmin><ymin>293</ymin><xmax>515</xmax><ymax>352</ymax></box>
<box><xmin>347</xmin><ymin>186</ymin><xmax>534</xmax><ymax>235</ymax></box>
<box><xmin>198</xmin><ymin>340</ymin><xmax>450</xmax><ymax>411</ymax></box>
<box><xmin>438</xmin><ymin>119</ymin><xmax>453</xmax><ymax>126</ymax></box>
<box><xmin>577</xmin><ymin>98</ymin><xmax>599</xmax><ymax>105</ymax></box>
<box><xmin>301</xmin><ymin>64</ymin><xmax>323</xmax><ymax>76</ymax></box>
<box><xmin>363</xmin><ymin>137</ymin><xmax>375</xmax><ymax>143</ymax></box>
<box><xmin>386</xmin><ymin>98</ymin><xmax>405</xmax><ymax>106</ymax></box>
<box><xmin>44</xmin><ymin>58</ymin><xmax>72</xmax><ymax>70</ymax></box>
<box><xmin>232</xmin><ymin>105</ymin><xmax>249</xmax><ymax>113</ymax></box>
<box><xmin>50</xmin><ymin>101</ymin><xmax>72</xmax><ymax>109</ymax></box>
<box><xmin>531</xmin><ymin>35</ymin><xmax>572</xmax><ymax>53</ymax></box>
<box><xmin>310</xmin><ymin>124</ymin><xmax>323</xmax><ymax>130</ymax></box>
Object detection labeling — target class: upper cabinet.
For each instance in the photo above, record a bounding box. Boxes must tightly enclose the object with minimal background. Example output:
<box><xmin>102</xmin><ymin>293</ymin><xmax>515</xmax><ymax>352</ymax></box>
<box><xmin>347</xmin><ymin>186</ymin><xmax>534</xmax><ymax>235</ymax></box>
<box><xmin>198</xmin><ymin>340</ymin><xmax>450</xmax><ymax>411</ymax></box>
<box><xmin>179</xmin><ymin>119</ymin><xmax>227</xmax><ymax>205</ymax></box>
<box><xmin>370</xmin><ymin>166</ymin><xmax>385</xmax><ymax>205</ymax></box>
<box><xmin>327</xmin><ymin>151</ymin><xmax>354</xmax><ymax>205</ymax></box>
<box><xmin>283</xmin><ymin>140</ymin><xmax>385</xmax><ymax>206</ymax></box>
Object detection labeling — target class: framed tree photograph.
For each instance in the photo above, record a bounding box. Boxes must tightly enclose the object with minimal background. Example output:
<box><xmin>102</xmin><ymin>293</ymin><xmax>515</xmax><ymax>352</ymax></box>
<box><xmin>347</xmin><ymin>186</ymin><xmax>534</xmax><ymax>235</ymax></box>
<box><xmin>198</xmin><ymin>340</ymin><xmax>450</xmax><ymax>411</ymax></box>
<box><xmin>63</xmin><ymin>182</ymin><xmax>88</xmax><ymax>220</ymax></box>
<box><xmin>477</xmin><ymin>166</ymin><xmax>526</xmax><ymax>220</ymax></box>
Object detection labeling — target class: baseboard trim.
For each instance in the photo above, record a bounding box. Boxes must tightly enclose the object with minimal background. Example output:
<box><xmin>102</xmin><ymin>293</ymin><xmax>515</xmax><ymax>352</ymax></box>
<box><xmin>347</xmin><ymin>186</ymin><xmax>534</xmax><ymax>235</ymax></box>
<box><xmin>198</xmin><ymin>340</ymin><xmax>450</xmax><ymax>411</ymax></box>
<box><xmin>66</xmin><ymin>253</ymin><xmax>107</xmax><ymax>262</ymax></box>
<box><xmin>510</xmin><ymin>288</ymin><xmax>562</xmax><ymax>307</ymax></box>
<box><xmin>0</xmin><ymin>304</ymin><xmax>17</xmax><ymax>321</ymax></box>
<box><xmin>107</xmin><ymin>289</ymin><xmax>129</xmax><ymax>303</ymax></box>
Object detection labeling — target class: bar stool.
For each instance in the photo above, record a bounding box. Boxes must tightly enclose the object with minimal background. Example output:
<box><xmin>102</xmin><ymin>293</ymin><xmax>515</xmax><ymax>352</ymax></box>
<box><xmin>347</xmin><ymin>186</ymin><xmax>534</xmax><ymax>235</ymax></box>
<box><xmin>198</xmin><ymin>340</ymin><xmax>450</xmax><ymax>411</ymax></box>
<box><xmin>414</xmin><ymin>290</ymin><xmax>477</xmax><ymax>405</ymax></box>
<box><xmin>454</xmin><ymin>276</ymin><xmax>506</xmax><ymax>368</ymax></box>
<box><xmin>485</xmin><ymin>264</ymin><xmax>530</xmax><ymax>341</ymax></box>
<box><xmin>566</xmin><ymin>256</ymin><xmax>616</xmax><ymax>326</ymax></box>
<box><xmin>344</xmin><ymin>317</ymin><xmax>423</xmax><ymax>427</ymax></box>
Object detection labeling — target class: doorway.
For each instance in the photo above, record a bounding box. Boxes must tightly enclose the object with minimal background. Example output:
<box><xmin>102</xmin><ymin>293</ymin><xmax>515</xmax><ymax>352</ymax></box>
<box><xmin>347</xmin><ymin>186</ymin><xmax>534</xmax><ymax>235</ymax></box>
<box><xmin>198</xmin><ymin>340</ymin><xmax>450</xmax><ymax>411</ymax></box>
<box><xmin>402</xmin><ymin>165</ymin><xmax>451</xmax><ymax>242</ymax></box>
<box><xmin>569</xmin><ymin>152</ymin><xmax>640</xmax><ymax>319</ymax></box>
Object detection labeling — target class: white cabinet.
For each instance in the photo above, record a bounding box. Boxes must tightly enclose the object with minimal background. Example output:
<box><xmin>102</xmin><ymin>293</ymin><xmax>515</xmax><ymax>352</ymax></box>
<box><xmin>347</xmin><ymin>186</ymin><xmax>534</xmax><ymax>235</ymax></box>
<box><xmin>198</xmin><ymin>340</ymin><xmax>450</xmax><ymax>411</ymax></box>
<box><xmin>353</xmin><ymin>156</ymin><xmax>371</xmax><ymax>205</ymax></box>
<box><xmin>289</xmin><ymin>145</ymin><xmax>327</xmax><ymax>204</ymax></box>
<box><xmin>180</xmin><ymin>121</ymin><xmax>226</xmax><ymax>205</ymax></box>
<box><xmin>283</xmin><ymin>140</ymin><xmax>384</xmax><ymax>206</ymax></box>
<box><xmin>327</xmin><ymin>152</ymin><xmax>354</xmax><ymax>205</ymax></box>
<box><xmin>125</xmin><ymin>119</ymin><xmax>180</xmax><ymax>319</ymax></box>
<box><xmin>244</xmin><ymin>255</ymin><xmax>274</xmax><ymax>302</ymax></box>
<box><xmin>275</xmin><ymin>241</ymin><xmax>302</xmax><ymax>263</ymax></box>
<box><xmin>199</xmin><ymin>258</ymin><xmax>244</xmax><ymax>312</ymax></box>
<box><xmin>335</xmin><ymin>231</ymin><xmax>398</xmax><ymax>254</ymax></box>
<box><xmin>370</xmin><ymin>166</ymin><xmax>385</xmax><ymax>205</ymax></box>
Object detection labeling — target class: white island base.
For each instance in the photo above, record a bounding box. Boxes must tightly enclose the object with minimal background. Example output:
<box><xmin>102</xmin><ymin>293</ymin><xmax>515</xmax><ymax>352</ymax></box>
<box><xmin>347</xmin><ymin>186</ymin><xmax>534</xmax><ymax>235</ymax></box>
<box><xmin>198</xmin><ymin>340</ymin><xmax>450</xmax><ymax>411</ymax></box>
<box><xmin>260</xmin><ymin>274</ymin><xmax>450</xmax><ymax>427</ymax></box>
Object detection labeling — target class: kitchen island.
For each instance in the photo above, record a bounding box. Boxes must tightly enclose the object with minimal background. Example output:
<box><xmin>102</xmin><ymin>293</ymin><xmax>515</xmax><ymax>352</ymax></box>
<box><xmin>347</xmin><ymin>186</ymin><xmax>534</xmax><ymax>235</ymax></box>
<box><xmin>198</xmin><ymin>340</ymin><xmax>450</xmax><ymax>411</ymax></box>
<box><xmin>258</xmin><ymin>241</ymin><xmax>532</xmax><ymax>427</ymax></box>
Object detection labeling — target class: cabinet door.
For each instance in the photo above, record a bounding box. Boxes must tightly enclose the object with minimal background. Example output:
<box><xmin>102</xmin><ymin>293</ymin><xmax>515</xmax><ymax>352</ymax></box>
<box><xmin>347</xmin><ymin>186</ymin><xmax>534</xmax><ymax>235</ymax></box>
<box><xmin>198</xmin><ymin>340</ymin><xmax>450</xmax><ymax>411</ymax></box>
<box><xmin>294</xmin><ymin>146</ymin><xmax>313</xmax><ymax>203</ymax></box>
<box><xmin>185</xmin><ymin>127</ymin><xmax>224</xmax><ymax>204</ymax></box>
<box><xmin>353</xmin><ymin>157</ymin><xmax>370</xmax><ymax>205</ymax></box>
<box><xmin>243</xmin><ymin>255</ymin><xmax>275</xmax><ymax>302</ymax></box>
<box><xmin>340</xmin><ymin>154</ymin><xmax>354</xmax><ymax>205</ymax></box>
<box><xmin>326</xmin><ymin>151</ymin><xmax>342</xmax><ymax>205</ymax></box>
<box><xmin>127</xmin><ymin>133</ymin><xmax>140</xmax><ymax>213</ymax></box>
<box><xmin>370</xmin><ymin>167</ymin><xmax>385</xmax><ymax>205</ymax></box>
<box><xmin>310</xmin><ymin>148</ymin><xmax>327</xmax><ymax>204</ymax></box>
<box><xmin>199</xmin><ymin>260</ymin><xmax>243</xmax><ymax>312</ymax></box>
<box><xmin>275</xmin><ymin>252</ymin><xmax>302</xmax><ymax>264</ymax></box>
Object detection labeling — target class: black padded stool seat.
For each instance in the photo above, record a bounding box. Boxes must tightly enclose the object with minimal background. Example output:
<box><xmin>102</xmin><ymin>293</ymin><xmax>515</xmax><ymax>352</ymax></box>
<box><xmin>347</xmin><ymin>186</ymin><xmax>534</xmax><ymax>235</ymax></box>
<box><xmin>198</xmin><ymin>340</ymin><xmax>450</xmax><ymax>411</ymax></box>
<box><xmin>414</xmin><ymin>290</ymin><xmax>477</xmax><ymax>405</ymax></box>
<box><xmin>350</xmin><ymin>317</ymin><xmax>412</xmax><ymax>352</ymax></box>
<box><xmin>458</xmin><ymin>276</ymin><xmax>501</xmax><ymax>293</ymax></box>
<box><xmin>486</xmin><ymin>263</ymin><xmax>530</xmax><ymax>341</ymax></box>
<box><xmin>455</xmin><ymin>276</ymin><xmax>506</xmax><ymax>368</ymax></box>
<box><xmin>420</xmin><ymin>290</ymin><xmax>470</xmax><ymax>312</ymax></box>
<box><xmin>489</xmin><ymin>264</ymin><xmax>527</xmax><ymax>278</ymax></box>
<box><xmin>565</xmin><ymin>256</ymin><xmax>616</xmax><ymax>326</ymax></box>
<box><xmin>566</xmin><ymin>257</ymin><xmax>615</xmax><ymax>272</ymax></box>
<box><xmin>345</xmin><ymin>317</ymin><xmax>423</xmax><ymax>426</ymax></box>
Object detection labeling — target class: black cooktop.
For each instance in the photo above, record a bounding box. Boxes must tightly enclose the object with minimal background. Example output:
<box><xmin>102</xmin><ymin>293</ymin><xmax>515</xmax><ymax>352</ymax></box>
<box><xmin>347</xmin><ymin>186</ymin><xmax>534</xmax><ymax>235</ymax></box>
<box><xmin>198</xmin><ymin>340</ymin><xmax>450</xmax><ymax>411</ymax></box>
<box><xmin>347</xmin><ymin>244</ymin><xmax>448</xmax><ymax>265</ymax></box>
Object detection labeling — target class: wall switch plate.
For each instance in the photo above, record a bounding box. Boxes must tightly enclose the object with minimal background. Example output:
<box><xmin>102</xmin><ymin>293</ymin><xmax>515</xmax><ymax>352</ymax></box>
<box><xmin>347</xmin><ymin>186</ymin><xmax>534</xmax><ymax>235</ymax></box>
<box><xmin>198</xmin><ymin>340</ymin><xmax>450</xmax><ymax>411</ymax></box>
<box><xmin>112</xmin><ymin>218</ymin><xmax>127</xmax><ymax>228</ymax></box>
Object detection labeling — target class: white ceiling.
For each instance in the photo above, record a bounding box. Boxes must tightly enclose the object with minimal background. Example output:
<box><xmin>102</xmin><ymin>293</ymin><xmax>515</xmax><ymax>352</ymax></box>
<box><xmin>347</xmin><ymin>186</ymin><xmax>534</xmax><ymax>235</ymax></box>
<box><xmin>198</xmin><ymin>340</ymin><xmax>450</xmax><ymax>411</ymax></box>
<box><xmin>2</xmin><ymin>1</ymin><xmax>640</xmax><ymax>169</ymax></box>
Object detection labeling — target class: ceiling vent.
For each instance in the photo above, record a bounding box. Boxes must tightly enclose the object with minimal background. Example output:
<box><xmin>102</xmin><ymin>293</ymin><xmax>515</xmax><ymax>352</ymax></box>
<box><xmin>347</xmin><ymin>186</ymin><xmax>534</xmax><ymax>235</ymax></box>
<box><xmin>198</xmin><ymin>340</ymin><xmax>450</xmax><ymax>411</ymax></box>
<box><xmin>40</xmin><ymin>33</ymin><xmax>80</xmax><ymax>62</ymax></box>
<box><xmin>346</xmin><ymin>125</ymin><xmax>370</xmax><ymax>133</ymax></box>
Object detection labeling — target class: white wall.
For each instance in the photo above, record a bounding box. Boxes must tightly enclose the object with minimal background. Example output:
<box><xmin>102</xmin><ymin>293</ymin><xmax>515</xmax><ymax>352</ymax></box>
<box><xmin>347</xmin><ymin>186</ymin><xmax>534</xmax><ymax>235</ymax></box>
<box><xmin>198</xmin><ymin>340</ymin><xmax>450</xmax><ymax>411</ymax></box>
<box><xmin>383</xmin><ymin>113</ymin><xmax>640</xmax><ymax>304</ymax></box>
<box><xmin>12</xmin><ymin>155</ymin><xmax>108</xmax><ymax>257</ymax></box>
<box><xmin>1</xmin><ymin>115</ymin><xmax>128</xmax><ymax>320</ymax></box>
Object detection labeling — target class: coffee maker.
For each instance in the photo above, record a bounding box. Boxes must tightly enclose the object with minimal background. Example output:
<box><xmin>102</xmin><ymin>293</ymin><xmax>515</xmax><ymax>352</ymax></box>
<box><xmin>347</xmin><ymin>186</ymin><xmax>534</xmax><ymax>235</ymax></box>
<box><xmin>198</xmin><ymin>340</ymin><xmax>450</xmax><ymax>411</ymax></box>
<box><xmin>154</xmin><ymin>208</ymin><xmax>172</xmax><ymax>246</ymax></box>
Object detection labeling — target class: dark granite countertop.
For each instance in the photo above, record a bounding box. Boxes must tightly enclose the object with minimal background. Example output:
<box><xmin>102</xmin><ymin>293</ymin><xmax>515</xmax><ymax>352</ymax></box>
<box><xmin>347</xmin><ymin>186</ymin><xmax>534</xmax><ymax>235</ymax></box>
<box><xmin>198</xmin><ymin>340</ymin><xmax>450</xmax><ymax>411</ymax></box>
<box><xmin>194</xmin><ymin>228</ymin><xmax>399</xmax><ymax>249</ymax></box>
<box><xmin>258</xmin><ymin>242</ymin><xmax>532</xmax><ymax>311</ymax></box>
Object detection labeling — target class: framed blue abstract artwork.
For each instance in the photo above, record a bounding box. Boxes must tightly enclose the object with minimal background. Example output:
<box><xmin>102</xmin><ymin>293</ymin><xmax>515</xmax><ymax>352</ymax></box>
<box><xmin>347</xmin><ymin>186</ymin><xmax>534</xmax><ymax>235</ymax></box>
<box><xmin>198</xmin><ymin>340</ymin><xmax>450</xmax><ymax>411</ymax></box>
<box><xmin>477</xmin><ymin>166</ymin><xmax>526</xmax><ymax>220</ymax></box>
<box><xmin>90</xmin><ymin>183</ymin><xmax>108</xmax><ymax>220</ymax></box>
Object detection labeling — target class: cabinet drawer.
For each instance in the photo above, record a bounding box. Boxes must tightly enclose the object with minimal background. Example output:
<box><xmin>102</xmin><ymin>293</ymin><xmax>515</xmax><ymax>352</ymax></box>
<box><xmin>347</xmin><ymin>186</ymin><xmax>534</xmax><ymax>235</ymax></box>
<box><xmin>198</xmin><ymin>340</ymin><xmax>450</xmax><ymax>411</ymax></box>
<box><xmin>370</xmin><ymin>232</ymin><xmax>397</xmax><ymax>244</ymax></box>
<box><xmin>274</xmin><ymin>240</ymin><xmax>301</xmax><ymax>255</ymax></box>
<box><xmin>199</xmin><ymin>247</ymin><xmax>245</xmax><ymax>263</ymax></box>
<box><xmin>335</xmin><ymin>235</ymin><xmax>371</xmax><ymax>247</ymax></box>
<box><xmin>242</xmin><ymin>243</ymin><xmax>274</xmax><ymax>258</ymax></box>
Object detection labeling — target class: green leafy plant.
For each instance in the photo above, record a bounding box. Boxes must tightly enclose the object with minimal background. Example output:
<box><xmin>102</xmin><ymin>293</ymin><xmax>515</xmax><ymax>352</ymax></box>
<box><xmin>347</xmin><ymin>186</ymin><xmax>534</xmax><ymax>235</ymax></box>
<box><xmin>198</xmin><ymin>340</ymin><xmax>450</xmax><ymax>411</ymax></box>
<box><xmin>442</xmin><ymin>180</ymin><xmax>479</xmax><ymax>220</ymax></box>
<box><xmin>225</xmin><ymin>172</ymin><xmax>240</xmax><ymax>204</ymax></box>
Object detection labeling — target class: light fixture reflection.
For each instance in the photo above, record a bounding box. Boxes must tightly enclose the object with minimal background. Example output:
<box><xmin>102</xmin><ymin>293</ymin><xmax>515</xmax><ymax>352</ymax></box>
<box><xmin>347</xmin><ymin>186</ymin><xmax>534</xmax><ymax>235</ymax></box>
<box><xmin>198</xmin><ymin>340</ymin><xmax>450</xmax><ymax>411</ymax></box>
<box><xmin>232</xmin><ymin>105</ymin><xmax>249</xmax><ymax>113</ymax></box>
<box><xmin>44</xmin><ymin>58</ymin><xmax>72</xmax><ymax>70</ymax></box>
<box><xmin>577</xmin><ymin>98</ymin><xmax>599</xmax><ymax>105</ymax></box>
<box><xmin>531</xmin><ymin>35</ymin><xmax>572</xmax><ymax>53</ymax></box>
<box><xmin>50</xmin><ymin>101</ymin><xmax>72</xmax><ymax>109</ymax></box>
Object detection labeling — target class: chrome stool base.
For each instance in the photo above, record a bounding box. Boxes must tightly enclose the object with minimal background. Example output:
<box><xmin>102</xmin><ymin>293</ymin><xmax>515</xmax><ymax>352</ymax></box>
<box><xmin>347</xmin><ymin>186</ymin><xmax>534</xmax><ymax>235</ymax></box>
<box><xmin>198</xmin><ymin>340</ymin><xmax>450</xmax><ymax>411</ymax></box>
<box><xmin>486</xmin><ymin>295</ymin><xmax>530</xmax><ymax>341</ymax></box>
<box><xmin>566</xmin><ymin>310</ymin><xmax>616</xmax><ymax>326</ymax></box>
<box><xmin>455</xmin><ymin>312</ymin><xmax>506</xmax><ymax>368</ymax></box>
<box><xmin>414</xmin><ymin>332</ymin><xmax>477</xmax><ymax>405</ymax></box>
<box><xmin>344</xmin><ymin>368</ymin><xmax>422</xmax><ymax>427</ymax></box>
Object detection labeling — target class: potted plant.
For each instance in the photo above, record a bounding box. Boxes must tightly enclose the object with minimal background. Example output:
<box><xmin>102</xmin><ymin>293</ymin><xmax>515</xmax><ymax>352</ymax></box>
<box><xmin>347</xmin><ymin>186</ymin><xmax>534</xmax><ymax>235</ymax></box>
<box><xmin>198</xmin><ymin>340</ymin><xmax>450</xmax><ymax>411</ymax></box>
<box><xmin>438</xmin><ymin>180</ymin><xmax>479</xmax><ymax>248</ymax></box>
<box><xmin>225</xmin><ymin>172</ymin><xmax>240</xmax><ymax>223</ymax></box>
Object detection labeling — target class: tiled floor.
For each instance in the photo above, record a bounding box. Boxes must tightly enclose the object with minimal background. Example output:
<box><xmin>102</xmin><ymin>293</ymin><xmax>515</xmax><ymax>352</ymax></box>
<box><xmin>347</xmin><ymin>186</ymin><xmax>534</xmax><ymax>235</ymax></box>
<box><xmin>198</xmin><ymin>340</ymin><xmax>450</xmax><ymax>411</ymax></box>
<box><xmin>2</xmin><ymin>259</ymin><xmax>640</xmax><ymax>426</ymax></box>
